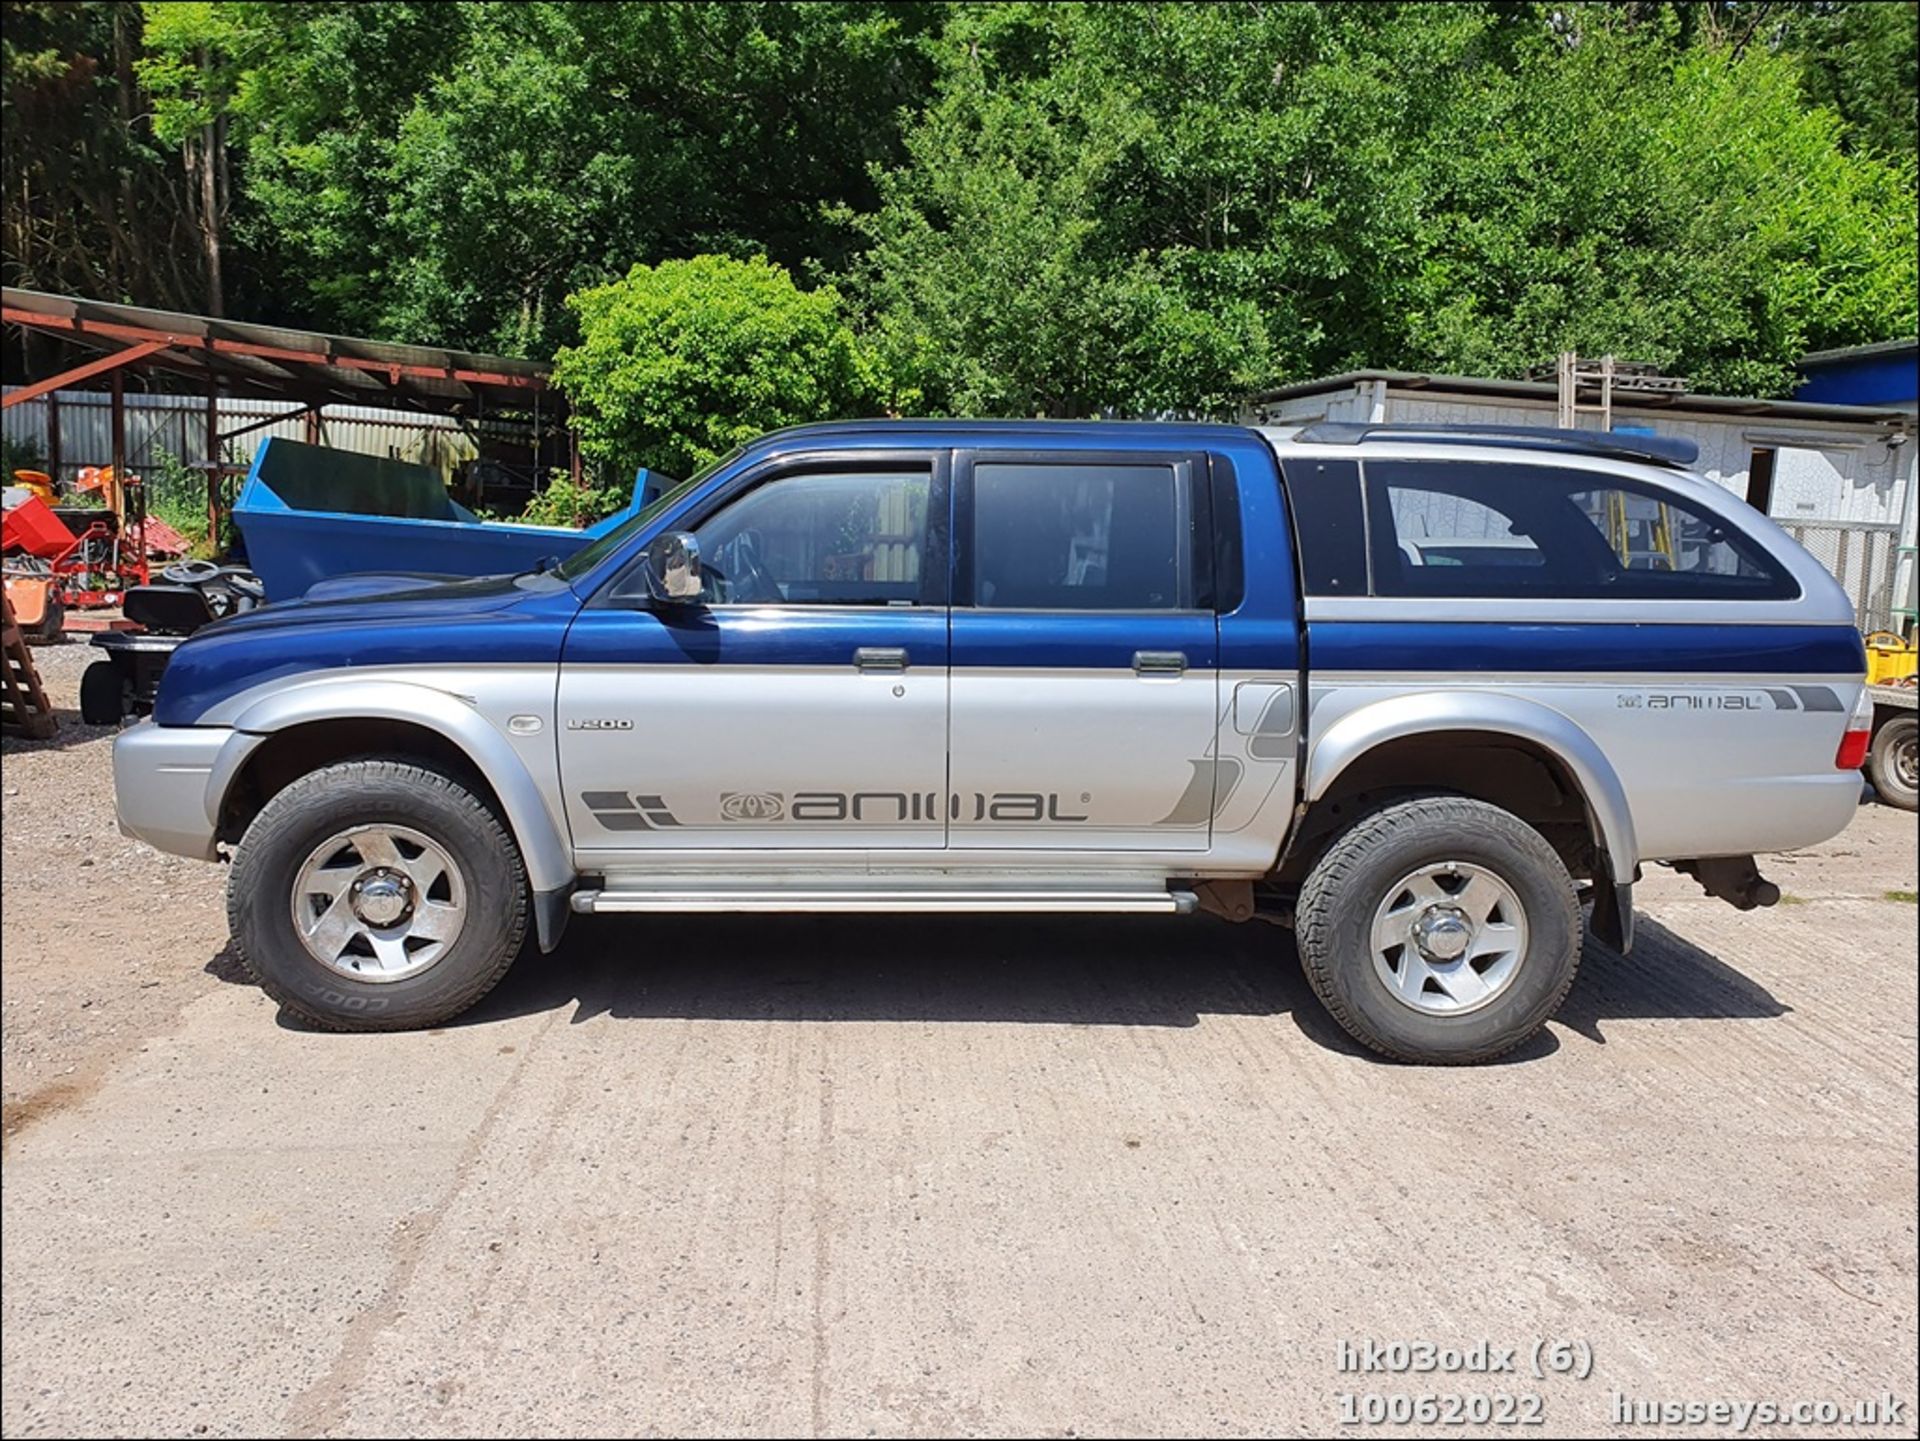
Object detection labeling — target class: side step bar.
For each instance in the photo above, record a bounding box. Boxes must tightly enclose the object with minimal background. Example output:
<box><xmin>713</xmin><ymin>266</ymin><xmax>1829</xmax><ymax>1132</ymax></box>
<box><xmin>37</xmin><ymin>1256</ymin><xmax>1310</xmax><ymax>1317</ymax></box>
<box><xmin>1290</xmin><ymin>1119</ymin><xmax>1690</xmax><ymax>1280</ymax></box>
<box><xmin>574</xmin><ymin>888</ymin><xmax>1198</xmax><ymax>915</ymax></box>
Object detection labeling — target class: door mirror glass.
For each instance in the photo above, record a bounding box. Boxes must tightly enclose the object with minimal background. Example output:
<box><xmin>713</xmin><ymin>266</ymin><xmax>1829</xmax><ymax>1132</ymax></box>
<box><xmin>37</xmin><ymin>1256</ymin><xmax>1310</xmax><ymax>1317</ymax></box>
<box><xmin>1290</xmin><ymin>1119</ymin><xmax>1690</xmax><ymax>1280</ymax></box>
<box><xmin>645</xmin><ymin>531</ymin><xmax>702</xmax><ymax>602</ymax></box>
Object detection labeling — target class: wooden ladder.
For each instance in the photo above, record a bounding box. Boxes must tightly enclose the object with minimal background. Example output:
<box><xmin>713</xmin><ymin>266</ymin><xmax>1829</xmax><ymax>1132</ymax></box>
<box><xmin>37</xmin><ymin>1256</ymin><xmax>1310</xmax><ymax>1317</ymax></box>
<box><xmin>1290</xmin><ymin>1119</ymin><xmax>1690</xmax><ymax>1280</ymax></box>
<box><xmin>1</xmin><ymin>592</ymin><xmax>58</xmax><ymax>739</ymax></box>
<box><xmin>1556</xmin><ymin>350</ymin><xmax>1616</xmax><ymax>430</ymax></box>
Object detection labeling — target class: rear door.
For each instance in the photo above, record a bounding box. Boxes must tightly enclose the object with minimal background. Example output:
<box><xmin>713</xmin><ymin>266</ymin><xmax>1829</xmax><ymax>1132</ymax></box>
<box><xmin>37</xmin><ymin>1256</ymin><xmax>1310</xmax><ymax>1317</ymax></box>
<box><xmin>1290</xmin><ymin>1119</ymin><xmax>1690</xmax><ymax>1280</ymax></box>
<box><xmin>947</xmin><ymin>450</ymin><xmax>1220</xmax><ymax>851</ymax></box>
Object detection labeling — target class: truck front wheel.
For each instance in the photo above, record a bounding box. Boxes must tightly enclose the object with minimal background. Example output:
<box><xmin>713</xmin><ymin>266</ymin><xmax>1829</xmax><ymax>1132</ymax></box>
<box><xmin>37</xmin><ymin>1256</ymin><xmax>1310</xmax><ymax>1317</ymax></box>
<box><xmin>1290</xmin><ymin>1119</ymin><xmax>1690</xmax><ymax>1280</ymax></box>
<box><xmin>1294</xmin><ymin>796</ymin><xmax>1582</xmax><ymax>1064</ymax></box>
<box><xmin>227</xmin><ymin>758</ymin><xmax>529</xmax><ymax>1031</ymax></box>
<box><xmin>1866</xmin><ymin>714</ymin><xmax>1917</xmax><ymax>812</ymax></box>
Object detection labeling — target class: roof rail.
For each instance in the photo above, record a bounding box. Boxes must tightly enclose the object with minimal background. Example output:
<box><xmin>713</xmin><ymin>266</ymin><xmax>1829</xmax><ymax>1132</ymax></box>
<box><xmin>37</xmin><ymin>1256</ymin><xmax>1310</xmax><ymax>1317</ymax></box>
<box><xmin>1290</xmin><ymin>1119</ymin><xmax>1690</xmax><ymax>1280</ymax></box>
<box><xmin>1286</xmin><ymin>421</ymin><xmax>1699</xmax><ymax>469</ymax></box>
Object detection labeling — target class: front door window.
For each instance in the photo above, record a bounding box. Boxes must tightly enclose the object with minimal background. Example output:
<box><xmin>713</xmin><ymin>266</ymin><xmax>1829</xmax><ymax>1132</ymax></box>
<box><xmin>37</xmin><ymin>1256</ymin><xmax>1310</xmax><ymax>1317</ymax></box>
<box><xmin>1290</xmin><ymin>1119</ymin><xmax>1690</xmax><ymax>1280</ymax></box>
<box><xmin>695</xmin><ymin>470</ymin><xmax>933</xmax><ymax>607</ymax></box>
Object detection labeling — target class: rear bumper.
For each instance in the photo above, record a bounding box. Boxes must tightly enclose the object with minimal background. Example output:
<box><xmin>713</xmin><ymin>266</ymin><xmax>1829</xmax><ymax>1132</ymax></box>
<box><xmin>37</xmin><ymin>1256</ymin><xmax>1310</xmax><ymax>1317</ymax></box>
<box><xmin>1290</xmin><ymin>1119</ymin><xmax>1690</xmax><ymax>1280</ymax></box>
<box><xmin>112</xmin><ymin>721</ymin><xmax>237</xmax><ymax>861</ymax></box>
<box><xmin>1636</xmin><ymin>770</ymin><xmax>1865</xmax><ymax>863</ymax></box>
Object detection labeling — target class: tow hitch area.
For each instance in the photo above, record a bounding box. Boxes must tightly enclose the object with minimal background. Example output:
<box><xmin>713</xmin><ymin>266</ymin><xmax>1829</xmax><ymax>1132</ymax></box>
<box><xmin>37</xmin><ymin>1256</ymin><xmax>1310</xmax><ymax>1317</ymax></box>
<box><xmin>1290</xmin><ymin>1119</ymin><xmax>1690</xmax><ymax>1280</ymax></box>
<box><xmin>1668</xmin><ymin>856</ymin><xmax>1782</xmax><ymax>910</ymax></box>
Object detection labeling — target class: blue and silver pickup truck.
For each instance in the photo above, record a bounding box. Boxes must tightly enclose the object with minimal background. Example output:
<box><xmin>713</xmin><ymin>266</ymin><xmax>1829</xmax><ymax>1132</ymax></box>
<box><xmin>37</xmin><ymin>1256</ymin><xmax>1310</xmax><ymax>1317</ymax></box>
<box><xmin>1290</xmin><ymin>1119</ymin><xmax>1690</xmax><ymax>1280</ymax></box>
<box><xmin>112</xmin><ymin>420</ymin><xmax>1871</xmax><ymax>1062</ymax></box>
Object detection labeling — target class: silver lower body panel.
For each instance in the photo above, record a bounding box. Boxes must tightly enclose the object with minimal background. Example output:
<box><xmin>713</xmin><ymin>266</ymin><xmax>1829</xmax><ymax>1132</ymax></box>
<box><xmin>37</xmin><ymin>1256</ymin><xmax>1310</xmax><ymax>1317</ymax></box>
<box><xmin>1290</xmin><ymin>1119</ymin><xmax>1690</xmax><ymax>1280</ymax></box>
<box><xmin>575</xmin><ymin>886</ymin><xmax>1198</xmax><ymax>915</ymax></box>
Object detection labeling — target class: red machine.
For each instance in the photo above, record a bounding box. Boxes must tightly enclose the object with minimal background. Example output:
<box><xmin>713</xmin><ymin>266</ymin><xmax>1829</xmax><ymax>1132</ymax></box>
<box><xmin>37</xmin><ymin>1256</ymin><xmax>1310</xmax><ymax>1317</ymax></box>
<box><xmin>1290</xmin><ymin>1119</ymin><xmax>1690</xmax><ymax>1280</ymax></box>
<box><xmin>61</xmin><ymin>465</ymin><xmax>153</xmax><ymax>603</ymax></box>
<box><xmin>2</xmin><ymin>466</ymin><xmax>154</xmax><ymax>625</ymax></box>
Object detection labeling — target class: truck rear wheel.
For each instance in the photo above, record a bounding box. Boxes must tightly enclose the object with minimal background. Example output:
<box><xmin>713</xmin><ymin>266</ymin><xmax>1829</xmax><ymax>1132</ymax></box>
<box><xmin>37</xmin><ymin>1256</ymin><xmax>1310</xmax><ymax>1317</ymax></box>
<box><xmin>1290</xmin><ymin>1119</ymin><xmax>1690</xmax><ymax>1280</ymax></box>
<box><xmin>227</xmin><ymin>758</ymin><xmax>528</xmax><ymax>1031</ymax></box>
<box><xmin>1295</xmin><ymin>796</ymin><xmax>1582</xmax><ymax>1064</ymax></box>
<box><xmin>1866</xmin><ymin>714</ymin><xmax>1917</xmax><ymax>812</ymax></box>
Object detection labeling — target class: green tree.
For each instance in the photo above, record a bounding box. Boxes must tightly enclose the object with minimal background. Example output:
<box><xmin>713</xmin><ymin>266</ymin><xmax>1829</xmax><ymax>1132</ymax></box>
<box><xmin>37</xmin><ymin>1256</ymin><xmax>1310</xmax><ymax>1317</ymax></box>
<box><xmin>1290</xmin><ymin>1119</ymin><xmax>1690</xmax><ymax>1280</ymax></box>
<box><xmin>134</xmin><ymin>0</ymin><xmax>253</xmax><ymax>314</ymax></box>
<box><xmin>551</xmin><ymin>254</ymin><xmax>887</xmax><ymax>479</ymax></box>
<box><xmin>846</xmin><ymin>3</ymin><xmax>1539</xmax><ymax>415</ymax></box>
<box><xmin>2</xmin><ymin>1</ymin><xmax>201</xmax><ymax>309</ymax></box>
<box><xmin>1385</xmin><ymin>8</ymin><xmax>1918</xmax><ymax>394</ymax></box>
<box><xmin>7</xmin><ymin>0</ymin><xmax>1914</xmax><ymax>412</ymax></box>
<box><xmin>1778</xmin><ymin>0</ymin><xmax>1919</xmax><ymax>163</ymax></box>
<box><xmin>1611</xmin><ymin>2</ymin><xmax>1918</xmax><ymax>163</ymax></box>
<box><xmin>210</xmin><ymin>1</ymin><xmax>940</xmax><ymax>354</ymax></box>
<box><xmin>847</xmin><ymin>2</ymin><xmax>1915</xmax><ymax>412</ymax></box>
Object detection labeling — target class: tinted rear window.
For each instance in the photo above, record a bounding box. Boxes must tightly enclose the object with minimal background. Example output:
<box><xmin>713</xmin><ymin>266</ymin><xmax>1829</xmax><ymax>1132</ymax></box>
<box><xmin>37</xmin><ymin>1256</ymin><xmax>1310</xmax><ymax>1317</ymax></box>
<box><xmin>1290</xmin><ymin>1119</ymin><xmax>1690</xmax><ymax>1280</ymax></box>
<box><xmin>1364</xmin><ymin>460</ymin><xmax>1798</xmax><ymax>601</ymax></box>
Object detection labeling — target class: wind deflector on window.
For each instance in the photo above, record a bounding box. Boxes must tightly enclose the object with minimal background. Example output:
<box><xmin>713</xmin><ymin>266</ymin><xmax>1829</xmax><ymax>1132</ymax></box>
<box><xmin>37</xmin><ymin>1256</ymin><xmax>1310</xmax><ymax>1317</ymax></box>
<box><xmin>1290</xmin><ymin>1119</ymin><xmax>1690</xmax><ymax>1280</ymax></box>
<box><xmin>1288</xmin><ymin>422</ymin><xmax>1700</xmax><ymax>469</ymax></box>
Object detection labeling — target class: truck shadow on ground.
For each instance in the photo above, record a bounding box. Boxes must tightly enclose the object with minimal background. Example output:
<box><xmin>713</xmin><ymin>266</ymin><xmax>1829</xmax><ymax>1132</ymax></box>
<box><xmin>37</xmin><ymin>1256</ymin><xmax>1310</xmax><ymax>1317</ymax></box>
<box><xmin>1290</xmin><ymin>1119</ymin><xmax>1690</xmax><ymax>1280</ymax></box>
<box><xmin>206</xmin><ymin>912</ymin><xmax>1787</xmax><ymax>1063</ymax></box>
<box><xmin>214</xmin><ymin>909</ymin><xmax>1789</xmax><ymax>1064</ymax></box>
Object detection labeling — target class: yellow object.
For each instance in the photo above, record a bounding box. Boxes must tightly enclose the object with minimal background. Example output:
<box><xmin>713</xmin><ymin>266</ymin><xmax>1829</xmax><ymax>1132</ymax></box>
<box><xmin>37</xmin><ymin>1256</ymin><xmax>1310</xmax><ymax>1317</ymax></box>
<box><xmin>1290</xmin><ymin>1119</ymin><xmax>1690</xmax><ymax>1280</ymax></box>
<box><xmin>10</xmin><ymin>469</ymin><xmax>55</xmax><ymax>504</ymax></box>
<box><xmin>1649</xmin><ymin>501</ymin><xmax>1677</xmax><ymax>570</ymax></box>
<box><xmin>1601</xmin><ymin>490</ymin><xmax>1678</xmax><ymax>570</ymax></box>
<box><xmin>1864</xmin><ymin>631</ymin><xmax>1917</xmax><ymax>687</ymax></box>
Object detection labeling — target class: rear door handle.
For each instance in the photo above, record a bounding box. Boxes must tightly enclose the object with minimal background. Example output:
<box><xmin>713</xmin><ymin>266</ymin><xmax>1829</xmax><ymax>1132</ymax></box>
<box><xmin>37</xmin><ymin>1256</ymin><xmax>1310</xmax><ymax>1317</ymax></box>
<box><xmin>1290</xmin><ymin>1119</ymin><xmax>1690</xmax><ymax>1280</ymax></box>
<box><xmin>1133</xmin><ymin>650</ymin><xmax>1187</xmax><ymax>676</ymax></box>
<box><xmin>854</xmin><ymin>647</ymin><xmax>910</xmax><ymax>673</ymax></box>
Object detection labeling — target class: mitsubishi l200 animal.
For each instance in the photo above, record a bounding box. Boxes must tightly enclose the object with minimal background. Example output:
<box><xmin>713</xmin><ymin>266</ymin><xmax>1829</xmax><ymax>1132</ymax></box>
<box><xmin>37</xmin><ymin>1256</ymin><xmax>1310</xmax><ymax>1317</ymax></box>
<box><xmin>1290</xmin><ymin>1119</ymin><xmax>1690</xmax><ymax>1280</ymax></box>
<box><xmin>113</xmin><ymin>421</ymin><xmax>1871</xmax><ymax>1062</ymax></box>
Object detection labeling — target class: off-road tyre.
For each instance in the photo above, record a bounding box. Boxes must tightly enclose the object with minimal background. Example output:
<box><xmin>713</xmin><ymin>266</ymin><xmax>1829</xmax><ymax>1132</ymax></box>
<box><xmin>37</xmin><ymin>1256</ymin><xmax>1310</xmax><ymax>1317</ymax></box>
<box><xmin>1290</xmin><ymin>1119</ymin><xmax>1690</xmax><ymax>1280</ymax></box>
<box><xmin>227</xmin><ymin>758</ymin><xmax>528</xmax><ymax>1031</ymax></box>
<box><xmin>1295</xmin><ymin>795</ymin><xmax>1582</xmax><ymax>1065</ymax></box>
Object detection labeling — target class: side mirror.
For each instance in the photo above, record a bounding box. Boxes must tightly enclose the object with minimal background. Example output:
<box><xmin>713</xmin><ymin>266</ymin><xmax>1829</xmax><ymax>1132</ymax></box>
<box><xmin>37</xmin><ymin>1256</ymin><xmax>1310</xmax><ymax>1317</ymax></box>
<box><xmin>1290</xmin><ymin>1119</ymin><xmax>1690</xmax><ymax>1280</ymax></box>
<box><xmin>645</xmin><ymin>531</ymin><xmax>702</xmax><ymax>602</ymax></box>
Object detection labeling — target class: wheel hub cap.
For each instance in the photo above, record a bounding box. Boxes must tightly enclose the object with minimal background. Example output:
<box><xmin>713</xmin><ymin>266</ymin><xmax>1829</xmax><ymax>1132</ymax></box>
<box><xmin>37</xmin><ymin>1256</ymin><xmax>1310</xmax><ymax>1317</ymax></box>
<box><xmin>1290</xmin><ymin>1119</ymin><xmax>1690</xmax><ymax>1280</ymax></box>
<box><xmin>351</xmin><ymin>870</ymin><xmax>413</xmax><ymax>927</ymax></box>
<box><xmin>1370</xmin><ymin>861</ymin><xmax>1530</xmax><ymax>1017</ymax></box>
<box><xmin>1411</xmin><ymin>905</ymin><xmax>1472</xmax><ymax>961</ymax></box>
<box><xmin>290</xmin><ymin>825</ymin><xmax>467</xmax><ymax>983</ymax></box>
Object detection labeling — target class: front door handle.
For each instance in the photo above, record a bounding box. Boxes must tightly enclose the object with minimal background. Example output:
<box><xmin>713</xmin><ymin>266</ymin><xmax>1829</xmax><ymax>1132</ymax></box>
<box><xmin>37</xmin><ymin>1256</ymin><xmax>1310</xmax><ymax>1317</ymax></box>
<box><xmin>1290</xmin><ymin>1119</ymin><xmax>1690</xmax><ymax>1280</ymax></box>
<box><xmin>1133</xmin><ymin>650</ymin><xmax>1187</xmax><ymax>676</ymax></box>
<box><xmin>854</xmin><ymin>647</ymin><xmax>910</xmax><ymax>673</ymax></box>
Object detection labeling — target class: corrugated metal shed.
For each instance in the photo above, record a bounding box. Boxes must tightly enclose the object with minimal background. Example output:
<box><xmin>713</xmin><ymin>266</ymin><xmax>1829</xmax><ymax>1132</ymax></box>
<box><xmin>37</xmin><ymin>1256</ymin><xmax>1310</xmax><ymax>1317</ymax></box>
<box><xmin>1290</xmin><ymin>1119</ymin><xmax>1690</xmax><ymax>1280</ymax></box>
<box><xmin>3</xmin><ymin>388</ymin><xmax>533</xmax><ymax>489</ymax></box>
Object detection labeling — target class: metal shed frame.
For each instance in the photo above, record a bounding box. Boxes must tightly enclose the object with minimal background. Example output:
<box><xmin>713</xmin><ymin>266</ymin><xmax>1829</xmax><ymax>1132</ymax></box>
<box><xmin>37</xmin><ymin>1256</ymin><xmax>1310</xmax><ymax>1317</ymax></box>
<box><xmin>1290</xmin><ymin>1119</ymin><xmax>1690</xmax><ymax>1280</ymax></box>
<box><xmin>2</xmin><ymin>287</ymin><xmax>575</xmax><ymax>544</ymax></box>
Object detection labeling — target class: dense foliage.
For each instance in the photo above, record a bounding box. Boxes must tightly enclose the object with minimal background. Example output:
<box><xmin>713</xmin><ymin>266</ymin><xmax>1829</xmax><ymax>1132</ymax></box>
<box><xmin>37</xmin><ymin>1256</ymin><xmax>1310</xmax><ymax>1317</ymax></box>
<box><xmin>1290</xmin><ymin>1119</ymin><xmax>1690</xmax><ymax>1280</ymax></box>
<box><xmin>552</xmin><ymin>255</ymin><xmax>886</xmax><ymax>479</ymax></box>
<box><xmin>851</xmin><ymin>3</ymin><xmax>1917</xmax><ymax>411</ymax></box>
<box><xmin>5</xmin><ymin>1</ymin><xmax>1916</xmax><ymax>469</ymax></box>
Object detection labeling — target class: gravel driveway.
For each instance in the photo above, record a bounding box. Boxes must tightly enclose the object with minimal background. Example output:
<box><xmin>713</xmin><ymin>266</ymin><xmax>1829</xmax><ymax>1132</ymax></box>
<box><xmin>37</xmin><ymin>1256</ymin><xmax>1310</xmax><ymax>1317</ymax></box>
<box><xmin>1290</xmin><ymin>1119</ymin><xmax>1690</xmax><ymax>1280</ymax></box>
<box><xmin>3</xmin><ymin>637</ymin><xmax>1915</xmax><ymax>1437</ymax></box>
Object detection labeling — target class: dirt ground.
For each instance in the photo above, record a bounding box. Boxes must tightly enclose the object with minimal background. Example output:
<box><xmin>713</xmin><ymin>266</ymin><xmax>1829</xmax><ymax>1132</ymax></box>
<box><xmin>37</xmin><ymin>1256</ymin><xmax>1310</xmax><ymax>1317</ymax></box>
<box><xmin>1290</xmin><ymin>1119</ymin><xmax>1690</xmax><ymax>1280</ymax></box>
<box><xmin>2</xmin><ymin>635</ymin><xmax>1915</xmax><ymax>1438</ymax></box>
<box><xmin>2</xmin><ymin>641</ymin><xmax>233</xmax><ymax>1142</ymax></box>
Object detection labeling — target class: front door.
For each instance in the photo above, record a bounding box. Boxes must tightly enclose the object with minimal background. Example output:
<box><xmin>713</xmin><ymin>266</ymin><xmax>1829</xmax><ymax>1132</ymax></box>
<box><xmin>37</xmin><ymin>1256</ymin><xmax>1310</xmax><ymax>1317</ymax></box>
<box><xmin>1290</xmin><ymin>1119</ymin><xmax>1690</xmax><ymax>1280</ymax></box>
<box><xmin>948</xmin><ymin>451</ymin><xmax>1220</xmax><ymax>851</ymax></box>
<box><xmin>559</xmin><ymin>456</ymin><xmax>950</xmax><ymax>850</ymax></box>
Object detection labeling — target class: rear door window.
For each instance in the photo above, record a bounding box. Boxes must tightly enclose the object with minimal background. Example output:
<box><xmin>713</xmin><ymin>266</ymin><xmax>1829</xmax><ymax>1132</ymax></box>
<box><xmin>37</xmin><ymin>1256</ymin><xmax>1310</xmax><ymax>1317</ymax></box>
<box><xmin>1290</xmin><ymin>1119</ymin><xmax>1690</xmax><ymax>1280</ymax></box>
<box><xmin>969</xmin><ymin>460</ymin><xmax>1196</xmax><ymax>610</ymax></box>
<box><xmin>1364</xmin><ymin>460</ymin><xmax>1798</xmax><ymax>600</ymax></box>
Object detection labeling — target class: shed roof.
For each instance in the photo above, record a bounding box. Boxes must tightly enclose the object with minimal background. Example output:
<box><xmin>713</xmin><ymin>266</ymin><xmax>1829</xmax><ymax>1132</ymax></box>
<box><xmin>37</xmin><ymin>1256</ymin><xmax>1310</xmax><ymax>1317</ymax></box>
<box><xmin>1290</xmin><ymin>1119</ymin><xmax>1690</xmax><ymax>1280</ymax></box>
<box><xmin>1798</xmin><ymin>337</ymin><xmax>1918</xmax><ymax>367</ymax></box>
<box><xmin>1</xmin><ymin>287</ymin><xmax>554</xmax><ymax>416</ymax></box>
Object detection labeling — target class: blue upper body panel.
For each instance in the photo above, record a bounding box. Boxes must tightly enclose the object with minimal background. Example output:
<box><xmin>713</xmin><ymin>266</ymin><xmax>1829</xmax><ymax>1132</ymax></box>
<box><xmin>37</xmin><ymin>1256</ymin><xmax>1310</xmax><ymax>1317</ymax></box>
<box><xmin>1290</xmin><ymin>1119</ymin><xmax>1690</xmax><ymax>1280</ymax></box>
<box><xmin>1309</xmin><ymin>621</ymin><xmax>1867</xmax><ymax>675</ymax></box>
<box><xmin>152</xmin><ymin>575</ymin><xmax>582</xmax><ymax>725</ymax></box>
<box><xmin>561</xmin><ymin>420</ymin><xmax>1304</xmax><ymax>674</ymax></box>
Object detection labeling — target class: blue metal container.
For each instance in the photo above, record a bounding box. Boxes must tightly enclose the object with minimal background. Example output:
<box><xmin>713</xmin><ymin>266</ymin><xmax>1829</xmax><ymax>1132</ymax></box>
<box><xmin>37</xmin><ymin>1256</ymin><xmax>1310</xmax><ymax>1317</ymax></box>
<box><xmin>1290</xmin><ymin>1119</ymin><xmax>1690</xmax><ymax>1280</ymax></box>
<box><xmin>233</xmin><ymin>438</ymin><xmax>644</xmax><ymax>600</ymax></box>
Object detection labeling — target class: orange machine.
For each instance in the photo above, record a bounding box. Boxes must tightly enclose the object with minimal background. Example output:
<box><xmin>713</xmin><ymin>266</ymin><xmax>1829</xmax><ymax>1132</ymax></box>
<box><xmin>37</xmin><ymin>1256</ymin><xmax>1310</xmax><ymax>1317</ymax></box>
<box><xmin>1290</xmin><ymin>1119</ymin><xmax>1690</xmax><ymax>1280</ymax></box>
<box><xmin>0</xmin><ymin>466</ymin><xmax>152</xmax><ymax>628</ymax></box>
